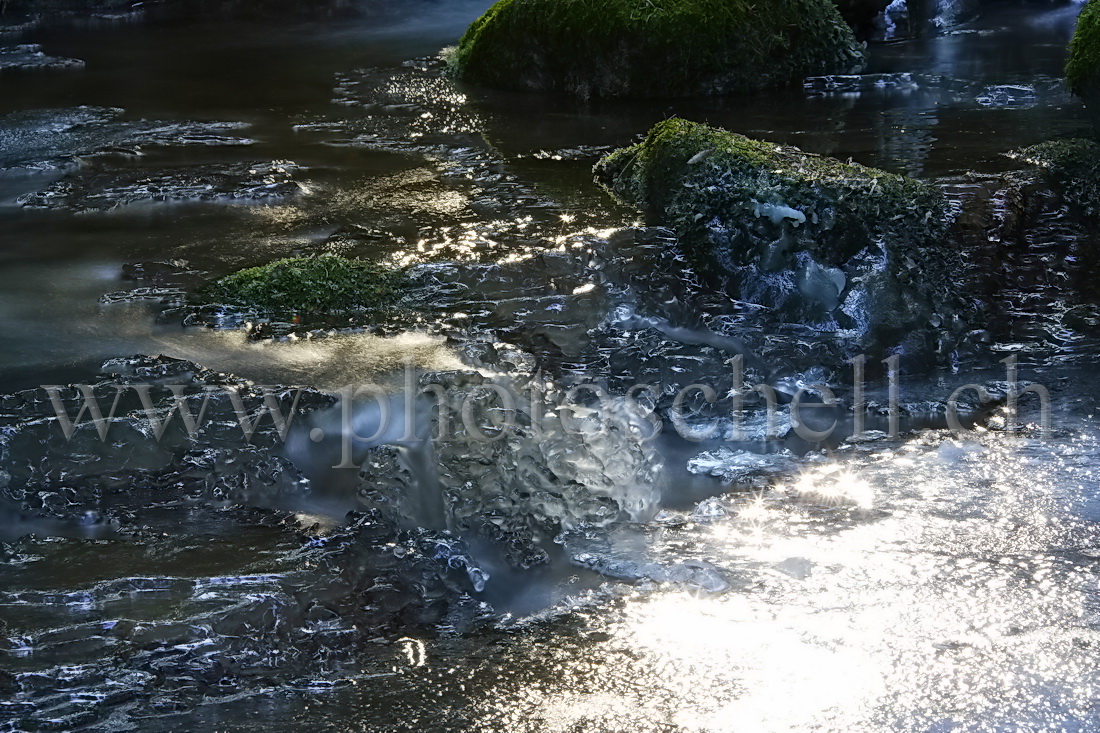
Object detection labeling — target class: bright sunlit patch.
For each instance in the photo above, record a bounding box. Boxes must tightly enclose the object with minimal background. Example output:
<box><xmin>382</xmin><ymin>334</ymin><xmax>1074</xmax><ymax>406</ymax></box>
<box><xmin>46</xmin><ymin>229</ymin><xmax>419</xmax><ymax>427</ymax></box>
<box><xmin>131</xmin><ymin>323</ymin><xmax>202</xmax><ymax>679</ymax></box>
<box><xmin>393</xmin><ymin>219</ymin><xmax>544</xmax><ymax>266</ymax></box>
<box><xmin>788</xmin><ymin>463</ymin><xmax>875</xmax><ymax>509</ymax></box>
<box><xmin>396</xmin><ymin>637</ymin><xmax>427</xmax><ymax>668</ymax></box>
<box><xmin>467</xmin><ymin>427</ymin><xmax>1094</xmax><ymax>731</ymax></box>
<box><xmin>618</xmin><ymin>593</ymin><xmax>885</xmax><ymax>732</ymax></box>
<box><xmin>737</xmin><ymin>493</ymin><xmax>771</xmax><ymax>524</ymax></box>
<box><xmin>151</xmin><ymin>330</ymin><xmax>463</xmax><ymax>391</ymax></box>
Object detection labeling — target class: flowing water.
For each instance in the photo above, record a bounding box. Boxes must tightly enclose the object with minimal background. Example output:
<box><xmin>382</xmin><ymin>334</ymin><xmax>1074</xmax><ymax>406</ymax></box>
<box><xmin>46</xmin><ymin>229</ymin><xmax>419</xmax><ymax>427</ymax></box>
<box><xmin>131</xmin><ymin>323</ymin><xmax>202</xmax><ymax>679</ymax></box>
<box><xmin>2</xmin><ymin>1</ymin><xmax>1100</xmax><ymax>730</ymax></box>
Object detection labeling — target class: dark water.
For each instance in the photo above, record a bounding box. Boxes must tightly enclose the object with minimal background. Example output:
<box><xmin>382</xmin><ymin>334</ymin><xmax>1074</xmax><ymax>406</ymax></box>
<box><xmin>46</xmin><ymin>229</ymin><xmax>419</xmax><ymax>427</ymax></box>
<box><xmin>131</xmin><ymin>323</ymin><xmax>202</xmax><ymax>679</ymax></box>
<box><xmin>3</xmin><ymin>1</ymin><xmax>1100</xmax><ymax>730</ymax></box>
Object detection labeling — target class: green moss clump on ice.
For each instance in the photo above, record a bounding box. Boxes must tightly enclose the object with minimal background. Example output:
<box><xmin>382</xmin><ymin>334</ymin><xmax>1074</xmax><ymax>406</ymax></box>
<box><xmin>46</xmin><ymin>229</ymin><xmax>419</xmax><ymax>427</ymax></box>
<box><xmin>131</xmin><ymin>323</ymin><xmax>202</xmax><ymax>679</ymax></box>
<box><xmin>1067</xmin><ymin>0</ymin><xmax>1100</xmax><ymax>97</ymax></box>
<box><xmin>595</xmin><ymin>117</ymin><xmax>948</xmax><ymax>262</ymax></box>
<box><xmin>1015</xmin><ymin>138</ymin><xmax>1100</xmax><ymax>218</ymax></box>
<box><xmin>448</xmin><ymin>0</ymin><xmax>865</xmax><ymax>98</ymax></box>
<box><xmin>202</xmin><ymin>255</ymin><xmax>404</xmax><ymax>313</ymax></box>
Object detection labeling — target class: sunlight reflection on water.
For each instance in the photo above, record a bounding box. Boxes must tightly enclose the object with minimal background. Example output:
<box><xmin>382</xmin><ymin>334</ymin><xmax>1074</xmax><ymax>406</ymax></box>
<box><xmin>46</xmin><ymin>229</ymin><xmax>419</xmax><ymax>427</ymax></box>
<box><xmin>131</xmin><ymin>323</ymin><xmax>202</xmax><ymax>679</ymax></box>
<box><xmin>460</xmin><ymin>430</ymin><xmax>1100</xmax><ymax>732</ymax></box>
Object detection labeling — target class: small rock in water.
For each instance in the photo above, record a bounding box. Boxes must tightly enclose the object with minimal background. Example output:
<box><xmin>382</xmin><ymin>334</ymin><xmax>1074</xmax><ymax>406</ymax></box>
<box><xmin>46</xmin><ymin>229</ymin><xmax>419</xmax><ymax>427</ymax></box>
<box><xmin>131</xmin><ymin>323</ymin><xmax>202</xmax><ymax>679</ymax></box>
<box><xmin>99</xmin><ymin>287</ymin><xmax>186</xmax><ymax>305</ymax></box>
<box><xmin>776</xmin><ymin>557</ymin><xmax>814</xmax><ymax>580</ymax></box>
<box><xmin>0</xmin><ymin>44</ymin><xmax>83</xmax><ymax>72</ymax></box>
<box><xmin>975</xmin><ymin>85</ymin><xmax>1038</xmax><ymax>109</ymax></box>
<box><xmin>804</xmin><ymin>72</ymin><xmax>918</xmax><ymax>96</ymax></box>
<box><xmin>662</xmin><ymin>560</ymin><xmax>730</xmax><ymax>593</ymax></box>
<box><xmin>843</xmin><ymin>430</ymin><xmax>891</xmax><ymax>445</ymax></box>
<box><xmin>687</xmin><ymin>447</ymin><xmax>795</xmax><ymax>484</ymax></box>
<box><xmin>17</xmin><ymin>160</ymin><xmax>303</xmax><ymax>211</ymax></box>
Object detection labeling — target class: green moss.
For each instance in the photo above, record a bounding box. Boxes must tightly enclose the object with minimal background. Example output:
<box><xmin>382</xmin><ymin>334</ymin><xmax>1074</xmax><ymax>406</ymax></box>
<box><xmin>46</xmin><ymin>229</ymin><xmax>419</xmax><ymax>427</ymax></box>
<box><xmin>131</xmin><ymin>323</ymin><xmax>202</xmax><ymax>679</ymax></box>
<box><xmin>595</xmin><ymin>118</ymin><xmax>948</xmax><ymax>262</ymax></box>
<box><xmin>1015</xmin><ymin>138</ymin><xmax>1100</xmax><ymax>218</ymax></box>
<box><xmin>201</xmin><ymin>255</ymin><xmax>404</xmax><ymax>313</ymax></box>
<box><xmin>449</xmin><ymin>0</ymin><xmax>865</xmax><ymax>98</ymax></box>
<box><xmin>1067</xmin><ymin>0</ymin><xmax>1100</xmax><ymax>97</ymax></box>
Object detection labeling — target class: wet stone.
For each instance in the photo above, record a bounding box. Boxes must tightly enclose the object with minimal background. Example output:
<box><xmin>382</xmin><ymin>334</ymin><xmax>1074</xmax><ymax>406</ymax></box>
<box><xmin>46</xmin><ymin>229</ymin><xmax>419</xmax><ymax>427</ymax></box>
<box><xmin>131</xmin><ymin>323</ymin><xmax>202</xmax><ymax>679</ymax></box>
<box><xmin>0</xmin><ymin>44</ymin><xmax>83</xmax><ymax>72</ymax></box>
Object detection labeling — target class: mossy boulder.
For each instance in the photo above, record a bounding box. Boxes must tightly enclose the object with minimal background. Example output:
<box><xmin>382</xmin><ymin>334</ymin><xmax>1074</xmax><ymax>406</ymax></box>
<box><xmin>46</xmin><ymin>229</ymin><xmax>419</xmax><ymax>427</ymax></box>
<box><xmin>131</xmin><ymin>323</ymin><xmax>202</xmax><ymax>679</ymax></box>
<box><xmin>448</xmin><ymin>0</ymin><xmax>865</xmax><ymax>99</ymax></box>
<box><xmin>1015</xmin><ymin>138</ymin><xmax>1100</xmax><ymax>217</ymax></box>
<box><xmin>1067</xmin><ymin>0</ymin><xmax>1100</xmax><ymax>98</ymax></box>
<box><xmin>201</xmin><ymin>255</ymin><xmax>404</xmax><ymax>313</ymax></box>
<box><xmin>596</xmin><ymin>118</ymin><xmax>949</xmax><ymax>264</ymax></box>
<box><xmin>595</xmin><ymin>118</ymin><xmax>961</xmax><ymax>360</ymax></box>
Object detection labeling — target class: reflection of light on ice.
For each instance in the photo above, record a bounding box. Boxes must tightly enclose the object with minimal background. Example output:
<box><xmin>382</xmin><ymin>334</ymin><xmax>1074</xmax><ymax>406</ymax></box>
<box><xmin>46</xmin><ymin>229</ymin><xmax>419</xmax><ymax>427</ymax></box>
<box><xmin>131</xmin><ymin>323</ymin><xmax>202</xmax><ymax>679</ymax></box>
<box><xmin>737</xmin><ymin>493</ymin><xmax>770</xmax><ymax>524</ymax></box>
<box><xmin>473</xmin><ymin>430</ymin><xmax>1095</xmax><ymax>730</ymax></box>
<box><xmin>789</xmin><ymin>463</ymin><xmax>875</xmax><ymax>509</ymax></box>
<box><xmin>397</xmin><ymin>637</ymin><xmax>427</xmax><ymax>668</ymax></box>
<box><xmin>619</xmin><ymin>593</ymin><xmax>885</xmax><ymax>732</ymax></box>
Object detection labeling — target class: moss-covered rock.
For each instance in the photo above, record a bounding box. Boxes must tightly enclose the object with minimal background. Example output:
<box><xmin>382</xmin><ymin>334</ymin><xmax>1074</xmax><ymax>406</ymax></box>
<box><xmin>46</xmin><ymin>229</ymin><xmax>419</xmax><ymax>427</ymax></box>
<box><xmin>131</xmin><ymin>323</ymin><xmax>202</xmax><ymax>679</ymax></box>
<box><xmin>1014</xmin><ymin>138</ymin><xmax>1100</xmax><ymax>218</ymax></box>
<box><xmin>1067</xmin><ymin>0</ymin><xmax>1100</xmax><ymax>97</ymax></box>
<box><xmin>595</xmin><ymin>118</ymin><xmax>959</xmax><ymax>359</ymax></box>
<box><xmin>596</xmin><ymin>118</ymin><xmax>948</xmax><ymax>262</ymax></box>
<box><xmin>201</xmin><ymin>254</ymin><xmax>404</xmax><ymax>313</ymax></box>
<box><xmin>449</xmin><ymin>0</ymin><xmax>865</xmax><ymax>99</ymax></box>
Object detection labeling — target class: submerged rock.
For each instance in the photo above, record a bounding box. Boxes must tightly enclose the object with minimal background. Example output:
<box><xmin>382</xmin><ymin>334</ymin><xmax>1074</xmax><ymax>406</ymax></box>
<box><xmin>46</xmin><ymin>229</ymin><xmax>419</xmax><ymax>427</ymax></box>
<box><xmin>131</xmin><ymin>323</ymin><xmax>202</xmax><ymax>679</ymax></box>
<box><xmin>594</xmin><ymin>118</ymin><xmax>961</xmax><ymax>362</ymax></box>
<box><xmin>0</xmin><ymin>43</ymin><xmax>83</xmax><ymax>72</ymax></box>
<box><xmin>448</xmin><ymin>0</ymin><xmax>865</xmax><ymax>98</ymax></box>
<box><xmin>17</xmin><ymin>159</ymin><xmax>298</xmax><ymax>210</ymax></box>
<box><xmin>1014</xmin><ymin>138</ymin><xmax>1100</xmax><ymax>219</ymax></box>
<box><xmin>0</xmin><ymin>106</ymin><xmax>253</xmax><ymax>172</ymax></box>
<box><xmin>201</xmin><ymin>254</ymin><xmax>406</xmax><ymax>313</ymax></box>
